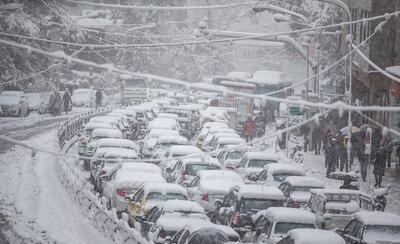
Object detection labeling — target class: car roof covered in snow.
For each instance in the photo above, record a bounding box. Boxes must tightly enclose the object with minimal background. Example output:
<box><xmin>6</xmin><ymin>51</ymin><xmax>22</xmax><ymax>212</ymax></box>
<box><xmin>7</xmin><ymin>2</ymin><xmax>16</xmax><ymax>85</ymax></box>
<box><xmin>234</xmin><ymin>185</ymin><xmax>284</xmax><ymax>200</ymax></box>
<box><xmin>119</xmin><ymin>162</ymin><xmax>161</xmax><ymax>173</ymax></box>
<box><xmin>203</xmin><ymin>121</ymin><xmax>228</xmax><ymax>129</ymax></box>
<box><xmin>148</xmin><ymin>129</ymin><xmax>179</xmax><ymax>138</ymax></box>
<box><xmin>244</xmin><ymin>151</ymin><xmax>278</xmax><ymax>160</ymax></box>
<box><xmin>198</xmin><ymin>170</ymin><xmax>243</xmax><ymax>194</ymax></box>
<box><xmin>89</xmin><ymin>116</ymin><xmax>120</xmax><ymax>124</ymax></box>
<box><xmin>157</xmin><ymin>135</ymin><xmax>188</xmax><ymax>145</ymax></box>
<box><xmin>143</xmin><ymin>182</ymin><xmax>187</xmax><ymax>196</ymax></box>
<box><xmin>354</xmin><ymin>211</ymin><xmax>400</xmax><ymax>226</ymax></box>
<box><xmin>161</xmin><ymin>200</ymin><xmax>205</xmax><ymax>214</ymax></box>
<box><xmin>283</xmin><ymin>176</ymin><xmax>325</xmax><ymax>188</ymax></box>
<box><xmin>212</xmin><ymin>133</ymin><xmax>240</xmax><ymax>139</ymax></box>
<box><xmin>84</xmin><ymin>121</ymin><xmax>116</xmax><ymax>130</ymax></box>
<box><xmin>94</xmin><ymin>147</ymin><xmax>138</xmax><ymax>159</ymax></box>
<box><xmin>114</xmin><ymin>171</ymin><xmax>165</xmax><ymax>187</ymax></box>
<box><xmin>96</xmin><ymin>138</ymin><xmax>137</xmax><ymax>148</ymax></box>
<box><xmin>169</xmin><ymin>145</ymin><xmax>202</xmax><ymax>156</ymax></box>
<box><xmin>264</xmin><ymin>163</ymin><xmax>305</xmax><ymax>175</ymax></box>
<box><xmin>217</xmin><ymin>137</ymin><xmax>245</xmax><ymax>145</ymax></box>
<box><xmin>247</xmin><ymin>70</ymin><xmax>283</xmax><ymax>85</ymax></box>
<box><xmin>155</xmin><ymin>213</ymin><xmax>209</xmax><ymax>231</ymax></box>
<box><xmin>92</xmin><ymin>128</ymin><xmax>123</xmax><ymax>138</ymax></box>
<box><xmin>288</xmin><ymin>229</ymin><xmax>345</xmax><ymax>244</ymax></box>
<box><xmin>207</xmin><ymin>127</ymin><xmax>236</xmax><ymax>134</ymax></box>
<box><xmin>181</xmin><ymin>157</ymin><xmax>221</xmax><ymax>167</ymax></box>
<box><xmin>253</xmin><ymin>207</ymin><xmax>316</xmax><ymax>224</ymax></box>
<box><xmin>157</xmin><ymin>113</ymin><xmax>179</xmax><ymax>120</ymax></box>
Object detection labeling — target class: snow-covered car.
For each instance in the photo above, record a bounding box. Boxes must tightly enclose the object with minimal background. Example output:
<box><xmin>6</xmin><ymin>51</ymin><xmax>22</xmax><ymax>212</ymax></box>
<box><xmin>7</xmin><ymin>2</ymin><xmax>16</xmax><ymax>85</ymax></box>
<box><xmin>71</xmin><ymin>88</ymin><xmax>95</xmax><ymax>107</ymax></box>
<box><xmin>216</xmin><ymin>145</ymin><xmax>255</xmax><ymax>170</ymax></box>
<box><xmin>276</xmin><ymin>229</ymin><xmax>345</xmax><ymax>244</ymax></box>
<box><xmin>166</xmin><ymin>157</ymin><xmax>221</xmax><ymax>185</ymax></box>
<box><xmin>278</xmin><ymin>176</ymin><xmax>325</xmax><ymax>208</ymax></box>
<box><xmin>186</xmin><ymin>170</ymin><xmax>243</xmax><ymax>212</ymax></box>
<box><xmin>83</xmin><ymin>128</ymin><xmax>123</xmax><ymax>169</ymax></box>
<box><xmin>159</xmin><ymin>145</ymin><xmax>202</xmax><ymax>177</ymax></box>
<box><xmin>156</xmin><ymin>112</ymin><xmax>179</xmax><ymax>120</ymax></box>
<box><xmin>126</xmin><ymin>182</ymin><xmax>188</xmax><ymax>223</ymax></box>
<box><xmin>341</xmin><ymin>211</ymin><xmax>400</xmax><ymax>244</ymax></box>
<box><xmin>197</xmin><ymin>122</ymin><xmax>229</xmax><ymax>145</ymax></box>
<box><xmin>0</xmin><ymin>91</ymin><xmax>29</xmax><ymax>117</ymax></box>
<box><xmin>168</xmin><ymin>225</ymin><xmax>239</xmax><ymax>244</ymax></box>
<box><xmin>142</xmin><ymin>129</ymin><xmax>180</xmax><ymax>158</ymax></box>
<box><xmin>307</xmin><ymin>189</ymin><xmax>375</xmax><ymax>230</ymax></box>
<box><xmin>151</xmin><ymin>135</ymin><xmax>188</xmax><ymax>159</ymax></box>
<box><xmin>88</xmin><ymin>115</ymin><xmax>121</xmax><ymax>128</ymax></box>
<box><xmin>203</xmin><ymin>132</ymin><xmax>241</xmax><ymax>151</ymax></box>
<box><xmin>102</xmin><ymin>162</ymin><xmax>165</xmax><ymax>212</ymax></box>
<box><xmin>214</xmin><ymin>185</ymin><xmax>285</xmax><ymax>236</ymax></box>
<box><xmin>77</xmin><ymin>121</ymin><xmax>117</xmax><ymax>156</ymax></box>
<box><xmin>197</xmin><ymin>127</ymin><xmax>236</xmax><ymax>148</ymax></box>
<box><xmin>148</xmin><ymin>118</ymin><xmax>179</xmax><ymax>131</ymax></box>
<box><xmin>135</xmin><ymin>200</ymin><xmax>206</xmax><ymax>242</ymax></box>
<box><xmin>248</xmin><ymin>163</ymin><xmax>306</xmax><ymax>186</ymax></box>
<box><xmin>251</xmin><ymin>207</ymin><xmax>317</xmax><ymax>244</ymax></box>
<box><xmin>236</xmin><ymin>152</ymin><xmax>280</xmax><ymax>180</ymax></box>
<box><xmin>209</xmin><ymin>137</ymin><xmax>246</xmax><ymax>157</ymax></box>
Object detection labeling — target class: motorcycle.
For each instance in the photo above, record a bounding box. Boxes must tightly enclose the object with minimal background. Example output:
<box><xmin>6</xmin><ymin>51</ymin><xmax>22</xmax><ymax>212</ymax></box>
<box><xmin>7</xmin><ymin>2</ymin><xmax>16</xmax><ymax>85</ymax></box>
<box><xmin>373</xmin><ymin>187</ymin><xmax>389</xmax><ymax>211</ymax></box>
<box><xmin>290</xmin><ymin>144</ymin><xmax>304</xmax><ymax>164</ymax></box>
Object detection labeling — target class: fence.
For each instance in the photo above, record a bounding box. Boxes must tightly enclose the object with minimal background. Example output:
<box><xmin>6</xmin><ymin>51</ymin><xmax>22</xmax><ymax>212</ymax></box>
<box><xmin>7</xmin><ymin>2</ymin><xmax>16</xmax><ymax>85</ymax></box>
<box><xmin>56</xmin><ymin>107</ymin><xmax>149</xmax><ymax>244</ymax></box>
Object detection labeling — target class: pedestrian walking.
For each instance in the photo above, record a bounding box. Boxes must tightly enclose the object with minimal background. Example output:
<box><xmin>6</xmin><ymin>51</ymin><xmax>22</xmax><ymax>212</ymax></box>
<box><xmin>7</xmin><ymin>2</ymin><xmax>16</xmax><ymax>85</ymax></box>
<box><xmin>95</xmin><ymin>89</ymin><xmax>103</xmax><ymax>108</ymax></box>
<box><xmin>53</xmin><ymin>91</ymin><xmax>62</xmax><ymax>116</ymax></box>
<box><xmin>48</xmin><ymin>91</ymin><xmax>56</xmax><ymax>116</ymax></box>
<box><xmin>325</xmin><ymin>137</ymin><xmax>337</xmax><ymax>177</ymax></box>
<box><xmin>338</xmin><ymin>134</ymin><xmax>348</xmax><ymax>172</ymax></box>
<box><xmin>382</xmin><ymin>134</ymin><xmax>393</xmax><ymax>168</ymax></box>
<box><xmin>243</xmin><ymin>116</ymin><xmax>256</xmax><ymax>143</ymax></box>
<box><xmin>61</xmin><ymin>88</ymin><xmax>72</xmax><ymax>114</ymax></box>
<box><xmin>373</xmin><ymin>146</ymin><xmax>386</xmax><ymax>187</ymax></box>
<box><xmin>312</xmin><ymin>124</ymin><xmax>322</xmax><ymax>155</ymax></box>
<box><xmin>301</xmin><ymin>124</ymin><xmax>310</xmax><ymax>153</ymax></box>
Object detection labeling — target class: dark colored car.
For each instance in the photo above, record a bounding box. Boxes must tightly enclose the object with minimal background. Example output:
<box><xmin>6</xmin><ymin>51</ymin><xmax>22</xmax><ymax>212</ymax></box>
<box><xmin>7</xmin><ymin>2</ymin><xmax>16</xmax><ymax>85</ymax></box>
<box><xmin>167</xmin><ymin>227</ymin><xmax>230</xmax><ymax>244</ymax></box>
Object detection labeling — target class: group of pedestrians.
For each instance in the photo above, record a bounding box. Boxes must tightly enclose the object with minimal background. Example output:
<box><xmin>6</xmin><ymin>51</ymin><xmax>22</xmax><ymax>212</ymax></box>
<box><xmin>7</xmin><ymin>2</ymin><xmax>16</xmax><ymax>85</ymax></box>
<box><xmin>49</xmin><ymin>88</ymin><xmax>72</xmax><ymax>116</ymax></box>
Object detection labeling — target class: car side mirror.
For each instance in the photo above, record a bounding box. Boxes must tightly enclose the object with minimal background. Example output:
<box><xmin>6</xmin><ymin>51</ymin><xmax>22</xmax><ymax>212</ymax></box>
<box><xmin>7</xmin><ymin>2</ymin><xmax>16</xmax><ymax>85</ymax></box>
<box><xmin>182</xmin><ymin>182</ymin><xmax>189</xmax><ymax>188</ymax></box>
<box><xmin>165</xmin><ymin>168</ymin><xmax>172</xmax><ymax>174</ymax></box>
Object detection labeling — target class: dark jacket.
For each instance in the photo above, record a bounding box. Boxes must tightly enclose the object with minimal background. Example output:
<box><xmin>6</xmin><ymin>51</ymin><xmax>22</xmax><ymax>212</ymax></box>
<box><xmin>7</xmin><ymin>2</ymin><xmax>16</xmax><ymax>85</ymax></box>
<box><xmin>373</xmin><ymin>149</ymin><xmax>386</xmax><ymax>176</ymax></box>
<box><xmin>325</xmin><ymin>141</ymin><xmax>337</xmax><ymax>163</ymax></box>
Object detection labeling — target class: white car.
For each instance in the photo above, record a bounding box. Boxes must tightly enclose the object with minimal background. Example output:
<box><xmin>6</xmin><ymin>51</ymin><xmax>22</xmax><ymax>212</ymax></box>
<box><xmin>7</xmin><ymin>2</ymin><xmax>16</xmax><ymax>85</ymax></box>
<box><xmin>151</xmin><ymin>135</ymin><xmax>189</xmax><ymax>159</ymax></box>
<box><xmin>278</xmin><ymin>176</ymin><xmax>325</xmax><ymax>208</ymax></box>
<box><xmin>156</xmin><ymin>113</ymin><xmax>179</xmax><ymax>120</ymax></box>
<box><xmin>249</xmin><ymin>163</ymin><xmax>306</xmax><ymax>186</ymax></box>
<box><xmin>204</xmin><ymin>132</ymin><xmax>241</xmax><ymax>151</ymax></box>
<box><xmin>197</xmin><ymin>127</ymin><xmax>235</xmax><ymax>148</ymax></box>
<box><xmin>216</xmin><ymin>145</ymin><xmax>255</xmax><ymax>170</ymax></box>
<box><xmin>102</xmin><ymin>162</ymin><xmax>166</xmax><ymax>212</ymax></box>
<box><xmin>0</xmin><ymin>91</ymin><xmax>29</xmax><ymax>117</ymax></box>
<box><xmin>148</xmin><ymin>118</ymin><xmax>179</xmax><ymax>131</ymax></box>
<box><xmin>209</xmin><ymin>137</ymin><xmax>246</xmax><ymax>157</ymax></box>
<box><xmin>236</xmin><ymin>152</ymin><xmax>280</xmax><ymax>180</ymax></box>
<box><xmin>252</xmin><ymin>207</ymin><xmax>317</xmax><ymax>243</ymax></box>
<box><xmin>169</xmin><ymin>223</ymin><xmax>240</xmax><ymax>243</ymax></box>
<box><xmin>166</xmin><ymin>157</ymin><xmax>221</xmax><ymax>185</ymax></box>
<box><xmin>77</xmin><ymin>121</ymin><xmax>116</xmax><ymax>156</ymax></box>
<box><xmin>277</xmin><ymin>229</ymin><xmax>345</xmax><ymax>244</ymax></box>
<box><xmin>142</xmin><ymin>129</ymin><xmax>180</xmax><ymax>158</ymax></box>
<box><xmin>159</xmin><ymin>145</ymin><xmax>203</xmax><ymax>177</ymax></box>
<box><xmin>88</xmin><ymin>115</ymin><xmax>121</xmax><ymax>128</ymax></box>
<box><xmin>71</xmin><ymin>88</ymin><xmax>95</xmax><ymax>107</ymax></box>
<box><xmin>186</xmin><ymin>170</ymin><xmax>243</xmax><ymax>212</ymax></box>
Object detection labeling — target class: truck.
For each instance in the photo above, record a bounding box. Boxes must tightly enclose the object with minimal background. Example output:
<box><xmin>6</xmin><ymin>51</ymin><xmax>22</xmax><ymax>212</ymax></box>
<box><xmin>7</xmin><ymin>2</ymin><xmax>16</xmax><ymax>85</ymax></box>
<box><xmin>119</xmin><ymin>74</ymin><xmax>147</xmax><ymax>105</ymax></box>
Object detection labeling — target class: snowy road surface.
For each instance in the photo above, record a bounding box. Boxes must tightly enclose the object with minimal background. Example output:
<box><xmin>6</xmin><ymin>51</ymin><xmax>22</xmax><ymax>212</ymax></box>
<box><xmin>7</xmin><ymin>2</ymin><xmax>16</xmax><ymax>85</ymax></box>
<box><xmin>0</xmin><ymin>127</ymin><xmax>110</xmax><ymax>243</ymax></box>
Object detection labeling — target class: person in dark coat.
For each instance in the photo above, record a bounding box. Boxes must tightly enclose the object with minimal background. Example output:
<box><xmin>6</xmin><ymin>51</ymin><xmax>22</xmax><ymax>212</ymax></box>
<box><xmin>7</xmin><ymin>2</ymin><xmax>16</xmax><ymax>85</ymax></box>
<box><xmin>337</xmin><ymin>134</ymin><xmax>348</xmax><ymax>172</ymax></box>
<box><xmin>326</xmin><ymin>137</ymin><xmax>338</xmax><ymax>177</ymax></box>
<box><xmin>95</xmin><ymin>89</ymin><xmax>103</xmax><ymax>108</ymax></box>
<box><xmin>312</xmin><ymin>124</ymin><xmax>322</xmax><ymax>155</ymax></box>
<box><xmin>243</xmin><ymin>116</ymin><xmax>256</xmax><ymax>142</ymax></box>
<box><xmin>61</xmin><ymin>88</ymin><xmax>72</xmax><ymax>114</ymax></box>
<box><xmin>373</xmin><ymin>146</ymin><xmax>386</xmax><ymax>187</ymax></box>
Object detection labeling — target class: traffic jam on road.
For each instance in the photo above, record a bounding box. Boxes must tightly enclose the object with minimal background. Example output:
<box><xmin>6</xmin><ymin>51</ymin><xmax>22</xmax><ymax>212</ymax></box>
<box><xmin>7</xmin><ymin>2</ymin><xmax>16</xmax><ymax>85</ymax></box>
<box><xmin>66</xmin><ymin>85</ymin><xmax>400</xmax><ymax>244</ymax></box>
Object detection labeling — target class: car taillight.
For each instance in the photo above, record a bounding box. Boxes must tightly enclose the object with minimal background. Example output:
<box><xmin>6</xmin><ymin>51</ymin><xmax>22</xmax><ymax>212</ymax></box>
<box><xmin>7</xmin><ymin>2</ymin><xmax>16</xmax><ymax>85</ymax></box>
<box><xmin>232</xmin><ymin>212</ymin><xmax>240</xmax><ymax>225</ymax></box>
<box><xmin>291</xmin><ymin>201</ymin><xmax>300</xmax><ymax>208</ymax></box>
<box><xmin>117</xmin><ymin>188</ymin><xmax>130</xmax><ymax>197</ymax></box>
<box><xmin>201</xmin><ymin>194</ymin><xmax>209</xmax><ymax>201</ymax></box>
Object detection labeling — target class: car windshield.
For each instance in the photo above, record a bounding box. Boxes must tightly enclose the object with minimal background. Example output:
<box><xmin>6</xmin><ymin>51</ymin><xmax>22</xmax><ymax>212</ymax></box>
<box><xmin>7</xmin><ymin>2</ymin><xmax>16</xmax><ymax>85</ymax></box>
<box><xmin>325</xmin><ymin>193</ymin><xmax>353</xmax><ymax>202</ymax></box>
<box><xmin>248</xmin><ymin>159</ymin><xmax>277</xmax><ymax>168</ymax></box>
<box><xmin>189</xmin><ymin>230</ymin><xmax>229</xmax><ymax>244</ymax></box>
<box><xmin>363</xmin><ymin>225</ymin><xmax>400</xmax><ymax>243</ymax></box>
<box><xmin>273</xmin><ymin>173</ymin><xmax>301</xmax><ymax>182</ymax></box>
<box><xmin>185</xmin><ymin>164</ymin><xmax>220</xmax><ymax>176</ymax></box>
<box><xmin>293</xmin><ymin>186</ymin><xmax>323</xmax><ymax>192</ymax></box>
<box><xmin>240</xmin><ymin>199</ymin><xmax>283</xmax><ymax>212</ymax></box>
<box><xmin>147</xmin><ymin>192</ymin><xmax>187</xmax><ymax>201</ymax></box>
<box><xmin>228</xmin><ymin>151</ymin><xmax>242</xmax><ymax>160</ymax></box>
<box><xmin>274</xmin><ymin>222</ymin><xmax>315</xmax><ymax>234</ymax></box>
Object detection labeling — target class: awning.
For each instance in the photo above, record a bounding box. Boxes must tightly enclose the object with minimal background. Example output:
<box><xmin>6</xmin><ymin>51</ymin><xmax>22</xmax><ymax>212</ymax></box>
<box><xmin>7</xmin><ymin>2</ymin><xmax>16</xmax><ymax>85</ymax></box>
<box><xmin>385</xmin><ymin>66</ymin><xmax>400</xmax><ymax>78</ymax></box>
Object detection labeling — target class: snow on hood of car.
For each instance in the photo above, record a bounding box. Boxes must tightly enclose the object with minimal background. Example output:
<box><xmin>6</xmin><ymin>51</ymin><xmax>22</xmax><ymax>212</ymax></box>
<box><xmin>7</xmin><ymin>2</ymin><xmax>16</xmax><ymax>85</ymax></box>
<box><xmin>156</xmin><ymin>213</ymin><xmax>210</xmax><ymax>231</ymax></box>
<box><xmin>157</xmin><ymin>113</ymin><xmax>179</xmax><ymax>120</ymax></box>
<box><xmin>114</xmin><ymin>171</ymin><xmax>165</xmax><ymax>188</ymax></box>
<box><xmin>94</xmin><ymin>147</ymin><xmax>138</xmax><ymax>159</ymax></box>
<box><xmin>284</xmin><ymin>176</ymin><xmax>325</xmax><ymax>188</ymax></box>
<box><xmin>186</xmin><ymin>222</ymin><xmax>239</xmax><ymax>239</ymax></box>
<box><xmin>265</xmin><ymin>163</ymin><xmax>305</xmax><ymax>176</ymax></box>
<box><xmin>217</xmin><ymin>137</ymin><xmax>245</xmax><ymax>145</ymax></box>
<box><xmin>92</xmin><ymin>128</ymin><xmax>123</xmax><ymax>138</ymax></box>
<box><xmin>354</xmin><ymin>211</ymin><xmax>400</xmax><ymax>226</ymax></box>
<box><xmin>245</xmin><ymin>151</ymin><xmax>278</xmax><ymax>160</ymax></box>
<box><xmin>162</xmin><ymin>200</ymin><xmax>205</xmax><ymax>214</ymax></box>
<box><xmin>236</xmin><ymin>185</ymin><xmax>284</xmax><ymax>200</ymax></box>
<box><xmin>119</xmin><ymin>162</ymin><xmax>161</xmax><ymax>173</ymax></box>
<box><xmin>96</xmin><ymin>138</ymin><xmax>137</xmax><ymax>149</ymax></box>
<box><xmin>202</xmin><ymin>121</ymin><xmax>228</xmax><ymax>129</ymax></box>
<box><xmin>169</xmin><ymin>145</ymin><xmax>202</xmax><ymax>156</ymax></box>
<box><xmin>289</xmin><ymin>191</ymin><xmax>312</xmax><ymax>203</ymax></box>
<box><xmin>200</xmin><ymin>180</ymin><xmax>242</xmax><ymax>195</ymax></box>
<box><xmin>143</xmin><ymin>182</ymin><xmax>187</xmax><ymax>196</ymax></box>
<box><xmin>288</xmin><ymin>229</ymin><xmax>345</xmax><ymax>244</ymax></box>
<box><xmin>325</xmin><ymin>201</ymin><xmax>359</xmax><ymax>213</ymax></box>
<box><xmin>157</xmin><ymin>135</ymin><xmax>188</xmax><ymax>145</ymax></box>
<box><xmin>253</xmin><ymin>207</ymin><xmax>316</xmax><ymax>225</ymax></box>
<box><xmin>84</xmin><ymin>121</ymin><xmax>116</xmax><ymax>130</ymax></box>
<box><xmin>148</xmin><ymin>129</ymin><xmax>179</xmax><ymax>138</ymax></box>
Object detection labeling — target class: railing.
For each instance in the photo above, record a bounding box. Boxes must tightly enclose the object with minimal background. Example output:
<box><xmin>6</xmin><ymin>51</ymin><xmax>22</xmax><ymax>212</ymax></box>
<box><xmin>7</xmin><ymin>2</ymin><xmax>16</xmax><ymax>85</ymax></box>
<box><xmin>56</xmin><ymin>107</ymin><xmax>149</xmax><ymax>244</ymax></box>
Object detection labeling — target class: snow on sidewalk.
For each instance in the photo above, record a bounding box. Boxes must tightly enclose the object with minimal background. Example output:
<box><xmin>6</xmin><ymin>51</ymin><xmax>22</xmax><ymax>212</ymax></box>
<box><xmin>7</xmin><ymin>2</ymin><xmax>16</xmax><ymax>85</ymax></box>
<box><xmin>0</xmin><ymin>128</ymin><xmax>110</xmax><ymax>243</ymax></box>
